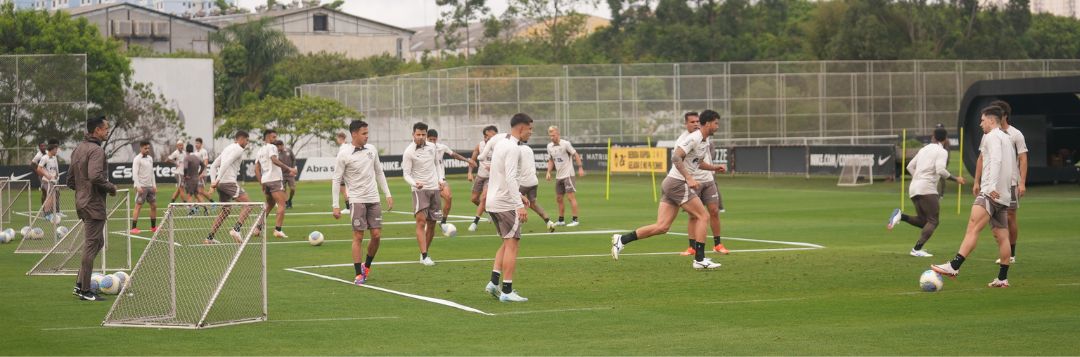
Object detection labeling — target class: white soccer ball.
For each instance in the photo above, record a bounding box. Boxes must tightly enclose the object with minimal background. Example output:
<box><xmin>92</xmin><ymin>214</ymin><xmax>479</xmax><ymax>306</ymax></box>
<box><xmin>99</xmin><ymin>274</ymin><xmax>121</xmax><ymax>295</ymax></box>
<box><xmin>112</xmin><ymin>271</ymin><xmax>129</xmax><ymax>288</ymax></box>
<box><xmin>920</xmin><ymin>270</ymin><xmax>944</xmax><ymax>292</ymax></box>
<box><xmin>2</xmin><ymin>228</ymin><xmax>13</xmax><ymax>238</ymax></box>
<box><xmin>308</xmin><ymin>231</ymin><xmax>324</xmax><ymax>246</ymax></box>
<box><xmin>442</xmin><ymin>223</ymin><xmax>458</xmax><ymax>238</ymax></box>
<box><xmin>0</xmin><ymin>231</ymin><xmax>10</xmax><ymax>244</ymax></box>
<box><xmin>55</xmin><ymin>226</ymin><xmax>70</xmax><ymax>239</ymax></box>
<box><xmin>90</xmin><ymin>273</ymin><xmax>106</xmax><ymax>292</ymax></box>
<box><xmin>19</xmin><ymin>226</ymin><xmax>30</xmax><ymax>237</ymax></box>
<box><xmin>30</xmin><ymin>227</ymin><xmax>44</xmax><ymax>240</ymax></box>
<box><xmin>47</xmin><ymin>213</ymin><xmax>62</xmax><ymax>225</ymax></box>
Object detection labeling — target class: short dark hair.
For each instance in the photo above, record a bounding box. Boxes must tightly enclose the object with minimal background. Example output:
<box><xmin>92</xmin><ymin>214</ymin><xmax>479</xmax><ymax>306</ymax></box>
<box><xmin>46</xmin><ymin>144</ymin><xmax>58</xmax><ymax>151</ymax></box>
<box><xmin>698</xmin><ymin>109</ymin><xmax>720</xmax><ymax>124</ymax></box>
<box><xmin>185</xmin><ymin>144</ymin><xmax>194</xmax><ymax>153</ymax></box>
<box><xmin>349</xmin><ymin>120</ymin><xmax>368</xmax><ymax>133</ymax></box>
<box><xmin>510</xmin><ymin>113</ymin><xmax>533</xmax><ymax>128</ymax></box>
<box><xmin>483</xmin><ymin>125</ymin><xmax>498</xmax><ymax>135</ymax></box>
<box><xmin>263</xmin><ymin>129</ymin><xmax>276</xmax><ymax>139</ymax></box>
<box><xmin>86</xmin><ymin>116</ymin><xmax>107</xmax><ymax>134</ymax></box>
<box><xmin>989</xmin><ymin>99</ymin><xmax>1011</xmax><ymax>118</ymax></box>
<box><xmin>933</xmin><ymin>128</ymin><xmax>947</xmax><ymax>142</ymax></box>
<box><xmin>684</xmin><ymin>111</ymin><xmax>699</xmax><ymax>121</ymax></box>
<box><xmin>235</xmin><ymin>130</ymin><xmax>249</xmax><ymax>139</ymax></box>
<box><xmin>981</xmin><ymin>106</ymin><xmax>1004</xmax><ymax>121</ymax></box>
<box><xmin>139</xmin><ymin>141</ymin><xmax>151</xmax><ymax>147</ymax></box>
<box><xmin>413</xmin><ymin>122</ymin><xmax>428</xmax><ymax>132</ymax></box>
<box><xmin>47</xmin><ymin>139</ymin><xmax>59</xmax><ymax>145</ymax></box>
<box><xmin>427</xmin><ymin>129</ymin><xmax>439</xmax><ymax>138</ymax></box>
<box><xmin>195</xmin><ymin>137</ymin><xmax>203</xmax><ymax>143</ymax></box>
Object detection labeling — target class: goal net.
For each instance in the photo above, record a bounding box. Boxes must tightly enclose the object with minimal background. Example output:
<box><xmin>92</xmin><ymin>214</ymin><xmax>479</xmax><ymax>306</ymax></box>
<box><xmin>27</xmin><ymin>189</ymin><xmax>131</xmax><ymax>275</ymax></box>
<box><xmin>15</xmin><ymin>184</ymin><xmax>80</xmax><ymax>253</ymax></box>
<box><xmin>837</xmin><ymin>163</ymin><xmax>873</xmax><ymax>187</ymax></box>
<box><xmin>1</xmin><ymin>179</ymin><xmax>31</xmax><ymax>229</ymax></box>
<box><xmin>103</xmin><ymin>202</ymin><xmax>267</xmax><ymax>329</ymax></box>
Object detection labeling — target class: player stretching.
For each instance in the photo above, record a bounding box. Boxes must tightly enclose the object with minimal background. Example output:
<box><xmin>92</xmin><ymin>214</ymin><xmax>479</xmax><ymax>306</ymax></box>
<box><xmin>467</xmin><ymin>126</ymin><xmax>498</xmax><ymax>231</ymax></box>
<box><xmin>483</xmin><ymin>113</ymin><xmax>534</xmax><ymax>302</ymax></box>
<box><xmin>254</xmin><ymin>130</ymin><xmax>297</xmax><ymax>238</ymax></box>
<box><xmin>333</xmin><ymin>120</ymin><xmax>393</xmax><ymax>285</ymax></box>
<box><xmin>427</xmin><ymin>129</ymin><xmax>476</xmax><ymax>232</ymax></box>
<box><xmin>610</xmin><ymin>109</ymin><xmax>725</xmax><ymax>270</ymax></box>
<box><xmin>518</xmin><ymin>140</ymin><xmax>556</xmax><ymax>232</ymax></box>
<box><xmin>974</xmin><ymin>100</ymin><xmax>1027</xmax><ymax>264</ymax></box>
<box><xmin>130</xmin><ymin>141</ymin><xmax>158</xmax><ymax>234</ymax></box>
<box><xmin>887</xmin><ymin>127</ymin><xmax>965</xmax><ymax>257</ymax></box>
<box><xmin>402</xmin><ymin>122</ymin><xmax>445</xmax><ymax>266</ymax></box>
<box><xmin>676</xmin><ymin>112</ymin><xmax>729</xmax><ymax>256</ymax></box>
<box><xmin>545</xmin><ymin>126</ymin><xmax>584</xmax><ymax>227</ymax></box>
<box><xmin>205</xmin><ymin>131</ymin><xmax>256</xmax><ymax>244</ymax></box>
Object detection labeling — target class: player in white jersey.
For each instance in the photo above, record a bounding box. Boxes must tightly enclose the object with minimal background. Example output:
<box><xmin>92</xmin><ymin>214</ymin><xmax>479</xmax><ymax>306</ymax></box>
<box><xmin>675</xmin><ymin>112</ymin><xmax>730</xmax><ymax>257</ymax></box>
<box><xmin>30</xmin><ymin>141</ymin><xmax>49</xmax><ymax>206</ymax></box>
<box><xmin>36</xmin><ymin>143</ymin><xmax>61</xmax><ymax>219</ymax></box>
<box><xmin>483</xmin><ymin>113</ymin><xmax>534</xmax><ymax>302</ymax></box>
<box><xmin>166</xmin><ymin>140</ymin><xmax>186</xmax><ymax>203</ymax></box>
<box><xmin>518</xmin><ymin>141</ymin><xmax>557</xmax><ymax>232</ymax></box>
<box><xmin>254</xmin><ymin>129</ymin><xmax>297</xmax><ymax>238</ymax></box>
<box><xmin>426</xmin><ymin>129</ymin><xmax>477</xmax><ymax>230</ymax></box>
<box><xmin>977</xmin><ymin>100</ymin><xmax>1028</xmax><ymax>264</ymax></box>
<box><xmin>130</xmin><ymin>141</ymin><xmax>159</xmax><ymax>234</ymax></box>
<box><xmin>931</xmin><ymin>106</ymin><xmax>1016</xmax><ymax>287</ymax></box>
<box><xmin>886</xmin><ymin>128</ymin><xmax>965</xmax><ymax>257</ymax></box>
<box><xmin>611</xmin><ymin>110</ymin><xmax>726</xmax><ymax>270</ymax></box>
<box><xmin>545</xmin><ymin>126</ymin><xmax>585</xmax><ymax>226</ymax></box>
<box><xmin>336</xmin><ymin>132</ymin><xmax>352</xmax><ymax>215</ymax></box>
<box><xmin>402</xmin><ymin>122</ymin><xmax>445</xmax><ymax>266</ymax></box>
<box><xmin>193</xmin><ymin>138</ymin><xmax>216</xmax><ymax>203</ymax></box>
<box><xmin>205</xmin><ymin>131</ymin><xmax>256</xmax><ymax>244</ymax></box>
<box><xmin>333</xmin><ymin>120</ymin><xmax>394</xmax><ymax>285</ymax></box>
<box><xmin>467</xmin><ymin>126</ymin><xmax>499</xmax><ymax>231</ymax></box>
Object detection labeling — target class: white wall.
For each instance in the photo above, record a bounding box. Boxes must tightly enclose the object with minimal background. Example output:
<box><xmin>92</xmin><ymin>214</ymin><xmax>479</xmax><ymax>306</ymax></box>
<box><xmin>125</xmin><ymin>57</ymin><xmax>217</xmax><ymax>160</ymax></box>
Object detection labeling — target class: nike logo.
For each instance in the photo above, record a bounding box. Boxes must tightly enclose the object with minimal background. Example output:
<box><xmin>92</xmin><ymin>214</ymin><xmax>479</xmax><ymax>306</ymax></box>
<box><xmin>8</xmin><ymin>172</ymin><xmax>33</xmax><ymax>180</ymax></box>
<box><xmin>877</xmin><ymin>155</ymin><xmax>891</xmax><ymax>166</ymax></box>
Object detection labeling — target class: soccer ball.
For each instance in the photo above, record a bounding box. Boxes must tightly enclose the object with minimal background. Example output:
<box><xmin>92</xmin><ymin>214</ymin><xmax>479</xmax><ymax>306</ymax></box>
<box><xmin>308</xmin><ymin>231</ymin><xmax>324</xmax><ymax>246</ymax></box>
<box><xmin>920</xmin><ymin>270</ymin><xmax>944</xmax><ymax>292</ymax></box>
<box><xmin>0</xmin><ymin>231</ymin><xmax>10</xmax><ymax>244</ymax></box>
<box><xmin>90</xmin><ymin>273</ymin><xmax>106</xmax><ymax>292</ymax></box>
<box><xmin>2</xmin><ymin>228</ymin><xmax>13</xmax><ymax>238</ymax></box>
<box><xmin>441</xmin><ymin>223</ymin><xmax>458</xmax><ymax>238</ymax></box>
<box><xmin>47</xmin><ymin>213</ymin><xmax>62</xmax><ymax>225</ymax></box>
<box><xmin>112</xmin><ymin>271</ymin><xmax>129</xmax><ymax>288</ymax></box>
<box><xmin>55</xmin><ymin>226</ymin><xmax>70</xmax><ymax>239</ymax></box>
<box><xmin>99</xmin><ymin>275</ymin><xmax>120</xmax><ymax>295</ymax></box>
<box><xmin>19</xmin><ymin>226</ymin><xmax>30</xmax><ymax>237</ymax></box>
<box><xmin>30</xmin><ymin>227</ymin><xmax>44</xmax><ymax>240</ymax></box>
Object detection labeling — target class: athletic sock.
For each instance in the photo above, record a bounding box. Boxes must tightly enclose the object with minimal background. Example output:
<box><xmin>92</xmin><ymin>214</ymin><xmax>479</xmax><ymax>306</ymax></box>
<box><xmin>572</xmin><ymin>216</ymin><xmax>578</xmax><ymax>222</ymax></box>
<box><xmin>558</xmin><ymin>216</ymin><xmax>565</xmax><ymax>222</ymax></box>
<box><xmin>275</xmin><ymin>226</ymin><xmax>282</xmax><ymax>232</ymax></box>
<box><xmin>441</xmin><ymin>217</ymin><xmax>447</xmax><ymax>225</ymax></box>
<box><xmin>998</xmin><ymin>264</ymin><xmax>1010</xmax><ymax>281</ymax></box>
<box><xmin>949</xmin><ymin>254</ymin><xmax>966</xmax><ymax>270</ymax></box>
<box><xmin>694</xmin><ymin>242</ymin><xmax>706</xmax><ymax>261</ymax></box>
<box><xmin>490</xmin><ymin>270</ymin><xmax>501</xmax><ymax>285</ymax></box>
<box><xmin>150</xmin><ymin>218</ymin><xmax>156</xmax><ymax>228</ymax></box>
<box><xmin>365</xmin><ymin>255</ymin><xmax>375</xmax><ymax>269</ymax></box>
<box><xmin>233</xmin><ymin>222</ymin><xmax>243</xmax><ymax>231</ymax></box>
<box><xmin>421</xmin><ymin>252</ymin><xmax>429</xmax><ymax>260</ymax></box>
<box><xmin>620</xmin><ymin>231</ymin><xmax>638</xmax><ymax>245</ymax></box>
<box><xmin>688</xmin><ymin>239</ymin><xmax>695</xmax><ymax>249</ymax></box>
<box><xmin>131</xmin><ymin>220</ymin><xmax>137</xmax><ymax>229</ymax></box>
<box><xmin>354</xmin><ymin>263</ymin><xmax>364</xmax><ymax>276</ymax></box>
<box><xmin>713</xmin><ymin>236</ymin><xmax>722</xmax><ymax>246</ymax></box>
<box><xmin>502</xmin><ymin>280</ymin><xmax>513</xmax><ymax>294</ymax></box>
<box><xmin>914</xmin><ymin>242</ymin><xmax>925</xmax><ymax>251</ymax></box>
<box><xmin>473</xmin><ymin>216</ymin><xmax>480</xmax><ymax>224</ymax></box>
<box><xmin>900</xmin><ymin>213</ymin><xmax>911</xmax><ymax>223</ymax></box>
<box><xmin>1010</xmin><ymin>244</ymin><xmax>1016</xmax><ymax>257</ymax></box>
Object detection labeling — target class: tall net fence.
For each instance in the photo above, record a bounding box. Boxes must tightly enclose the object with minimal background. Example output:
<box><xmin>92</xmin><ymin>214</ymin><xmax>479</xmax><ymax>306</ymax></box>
<box><xmin>0</xmin><ymin>54</ymin><xmax>88</xmax><ymax>165</ymax></box>
<box><xmin>299</xmin><ymin>60</ymin><xmax>1080</xmax><ymax>154</ymax></box>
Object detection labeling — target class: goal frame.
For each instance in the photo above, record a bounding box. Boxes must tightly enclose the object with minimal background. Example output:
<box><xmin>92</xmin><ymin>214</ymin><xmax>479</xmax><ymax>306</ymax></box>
<box><xmin>837</xmin><ymin>163</ymin><xmax>874</xmax><ymax>187</ymax></box>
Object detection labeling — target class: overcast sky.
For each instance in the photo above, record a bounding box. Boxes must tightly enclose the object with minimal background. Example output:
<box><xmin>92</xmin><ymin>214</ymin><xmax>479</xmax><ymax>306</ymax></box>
<box><xmin>235</xmin><ymin>0</ymin><xmax>612</xmax><ymax>29</ymax></box>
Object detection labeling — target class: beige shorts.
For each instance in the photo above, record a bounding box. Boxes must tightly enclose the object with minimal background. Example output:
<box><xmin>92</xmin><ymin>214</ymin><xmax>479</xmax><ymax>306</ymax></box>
<box><xmin>216</xmin><ymin>182</ymin><xmax>246</xmax><ymax>202</ymax></box>
<box><xmin>974</xmin><ymin>195</ymin><xmax>1008</xmax><ymax>229</ymax></box>
<box><xmin>697</xmin><ymin>181</ymin><xmax>722</xmax><ymax>209</ymax></box>
<box><xmin>135</xmin><ymin>187</ymin><xmax>157</xmax><ymax>204</ymax></box>
<box><xmin>284</xmin><ymin>176</ymin><xmax>297</xmax><ymax>189</ymax></box>
<box><xmin>412</xmin><ymin>189</ymin><xmax>443</xmax><ymax>222</ymax></box>
<box><xmin>183</xmin><ymin>179</ymin><xmax>199</xmax><ymax>195</ymax></box>
<box><xmin>488</xmin><ymin>210</ymin><xmax>521</xmax><ymax>239</ymax></box>
<box><xmin>472</xmin><ymin>176</ymin><xmax>489</xmax><ymax>193</ymax></box>
<box><xmin>262</xmin><ymin>180</ymin><xmax>284</xmax><ymax>195</ymax></box>
<box><xmin>519</xmin><ymin>185</ymin><xmax>538</xmax><ymax>204</ymax></box>
<box><xmin>350</xmin><ymin>202</ymin><xmax>382</xmax><ymax>231</ymax></box>
<box><xmin>660</xmin><ymin>177</ymin><xmax>697</xmax><ymax>206</ymax></box>
<box><xmin>1008</xmin><ymin>186</ymin><xmax>1019</xmax><ymax>211</ymax></box>
<box><xmin>555</xmin><ymin>177</ymin><xmax>576</xmax><ymax>195</ymax></box>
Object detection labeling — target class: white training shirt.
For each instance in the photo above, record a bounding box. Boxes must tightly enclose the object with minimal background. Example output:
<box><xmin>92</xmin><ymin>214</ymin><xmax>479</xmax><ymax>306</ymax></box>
<box><xmin>479</xmin><ymin>134</ymin><xmax>510</xmax><ymax>178</ymax></box>
<box><xmin>195</xmin><ymin>147</ymin><xmax>210</xmax><ymax>164</ymax></box>
<box><xmin>430</xmin><ymin>141</ymin><xmax>455</xmax><ymax>181</ymax></box>
<box><xmin>168</xmin><ymin>149</ymin><xmax>185</xmax><ymax>175</ymax></box>
<box><xmin>475</xmin><ymin>140</ymin><xmax>491</xmax><ymax>178</ymax></box>
<box><xmin>906</xmin><ymin>142</ymin><xmax>950</xmax><ymax>197</ymax></box>
<box><xmin>332</xmin><ymin>144</ymin><xmax>392</xmax><ymax>208</ymax></box>
<box><xmin>131</xmin><ymin>153</ymin><xmax>156</xmax><ymax>188</ymax></box>
<box><xmin>31</xmin><ymin>151</ymin><xmax>45</xmax><ymax>167</ymax></box>
<box><xmin>668</xmin><ymin>130</ymin><xmax>708</xmax><ymax>181</ymax></box>
<box><xmin>1004</xmin><ymin>125</ymin><xmax>1028</xmax><ymax>186</ymax></box>
<box><xmin>211</xmin><ymin>143</ymin><xmax>245</xmax><ymax>184</ymax></box>
<box><xmin>256</xmin><ymin>144</ymin><xmax>282</xmax><ymax>183</ymax></box>
<box><xmin>38</xmin><ymin>155</ymin><xmax>59</xmax><ymax>182</ymax></box>
<box><xmin>519</xmin><ymin>144</ymin><xmax>539</xmax><ymax>187</ymax></box>
<box><xmin>980</xmin><ymin>128</ymin><xmax>1017</xmax><ymax>206</ymax></box>
<box><xmin>338</xmin><ymin>142</ymin><xmax>353</xmax><ymax>157</ymax></box>
<box><xmin>692</xmin><ymin>137</ymin><xmax>715</xmax><ymax>183</ymax></box>
<box><xmin>546</xmin><ymin>139</ymin><xmax>578</xmax><ymax>179</ymax></box>
<box><xmin>402</xmin><ymin>142</ymin><xmax>443</xmax><ymax>191</ymax></box>
<box><xmin>487</xmin><ymin>135</ymin><xmax>524</xmax><ymax>213</ymax></box>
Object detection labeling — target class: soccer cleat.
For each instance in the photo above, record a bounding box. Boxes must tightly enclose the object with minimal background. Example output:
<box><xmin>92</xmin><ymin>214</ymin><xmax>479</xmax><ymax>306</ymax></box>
<box><xmin>421</xmin><ymin>256</ymin><xmax>436</xmax><ymax>266</ymax></box>
<box><xmin>354</xmin><ymin>264</ymin><xmax>371</xmax><ymax>285</ymax></box>
<box><xmin>273</xmin><ymin>230</ymin><xmax>288</xmax><ymax>239</ymax></box>
<box><xmin>546</xmin><ymin>220</ymin><xmax>556</xmax><ymax>233</ymax></box>
<box><xmin>485</xmin><ymin>281</ymin><xmax>500</xmax><ymax>298</ymax></box>
<box><xmin>468</xmin><ymin>222</ymin><xmax>478</xmax><ymax>232</ymax></box>
<box><xmin>340</xmin><ymin>208</ymin><xmax>350</xmax><ymax>215</ymax></box>
<box><xmin>887</xmin><ymin>208</ymin><xmax>902</xmax><ymax>230</ymax></box>
<box><xmin>988</xmin><ymin>278</ymin><xmax>1010</xmax><ymax>288</ymax></box>
<box><xmin>72</xmin><ymin>286</ymin><xmax>80</xmax><ymax>296</ymax></box>
<box><xmin>713</xmin><ymin>244</ymin><xmax>730</xmax><ymax>254</ymax></box>
<box><xmin>228</xmin><ymin>229</ymin><xmax>243</xmax><ymax>243</ymax></box>
<box><xmin>680</xmin><ymin>247</ymin><xmax>696</xmax><ymax>256</ymax></box>
<box><xmin>150</xmin><ymin>227</ymin><xmax>158</xmax><ymax>233</ymax></box>
<box><xmin>994</xmin><ymin>257</ymin><xmax>1016</xmax><ymax>264</ymax></box>
<box><xmin>555</xmin><ymin>221</ymin><xmax>567</xmax><ymax>226</ymax></box>
<box><xmin>930</xmin><ymin>263</ymin><xmax>959</xmax><ymax>278</ymax></box>
<box><xmin>78</xmin><ymin>290</ymin><xmax>107</xmax><ymax>301</ymax></box>
<box><xmin>129</xmin><ymin>228</ymin><xmax>141</xmax><ymax>235</ymax></box>
<box><xmin>566</xmin><ymin>220</ymin><xmax>580</xmax><ymax>227</ymax></box>
<box><xmin>910</xmin><ymin>249</ymin><xmax>934</xmax><ymax>257</ymax></box>
<box><xmin>692</xmin><ymin>258</ymin><xmax>722</xmax><ymax>270</ymax></box>
<box><xmin>499</xmin><ymin>290</ymin><xmax>529</xmax><ymax>302</ymax></box>
<box><xmin>204</xmin><ymin>238</ymin><xmax>220</xmax><ymax>245</ymax></box>
<box><xmin>610</xmin><ymin>234</ymin><xmax>624</xmax><ymax>260</ymax></box>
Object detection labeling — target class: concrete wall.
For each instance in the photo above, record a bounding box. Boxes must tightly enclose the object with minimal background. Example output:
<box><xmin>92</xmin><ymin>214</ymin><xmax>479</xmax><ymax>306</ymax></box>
<box><xmin>115</xmin><ymin>58</ymin><xmax>218</xmax><ymax>161</ymax></box>
<box><xmin>288</xmin><ymin>34</ymin><xmax>403</xmax><ymax>60</ymax></box>
<box><xmin>269</xmin><ymin>10</ymin><xmax>410</xmax><ymax>59</ymax></box>
<box><xmin>77</xmin><ymin>6</ymin><xmax>216</xmax><ymax>54</ymax></box>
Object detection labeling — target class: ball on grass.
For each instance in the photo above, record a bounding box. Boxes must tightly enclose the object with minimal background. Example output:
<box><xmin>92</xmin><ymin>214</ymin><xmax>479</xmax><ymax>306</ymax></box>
<box><xmin>99</xmin><ymin>275</ymin><xmax>120</xmax><ymax>295</ymax></box>
<box><xmin>308</xmin><ymin>231</ymin><xmax>324</xmax><ymax>246</ymax></box>
<box><xmin>442</xmin><ymin>223</ymin><xmax>457</xmax><ymax>238</ymax></box>
<box><xmin>30</xmin><ymin>227</ymin><xmax>44</xmax><ymax>240</ymax></box>
<box><xmin>55</xmin><ymin>226</ymin><xmax>69</xmax><ymax>239</ymax></box>
<box><xmin>0</xmin><ymin>231</ymin><xmax>11</xmax><ymax>244</ymax></box>
<box><xmin>920</xmin><ymin>270</ymin><xmax>943</xmax><ymax>292</ymax></box>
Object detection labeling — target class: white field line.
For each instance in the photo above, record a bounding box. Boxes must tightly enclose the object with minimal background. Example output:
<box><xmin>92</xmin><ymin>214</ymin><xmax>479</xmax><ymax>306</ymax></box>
<box><xmin>706</xmin><ymin>297</ymin><xmax>811</xmax><ymax>304</ymax></box>
<box><xmin>497</xmin><ymin>307</ymin><xmax>613</xmax><ymax>315</ymax></box>
<box><xmin>41</xmin><ymin>326</ymin><xmax>102</xmax><ymax>331</ymax></box>
<box><xmin>270</xmin><ymin>316</ymin><xmax>400</xmax><ymax>323</ymax></box>
<box><xmin>665</xmin><ymin>232</ymin><xmax>825</xmax><ymax>249</ymax></box>
<box><xmin>284</xmin><ymin>268</ymin><xmax>493</xmax><ymax>316</ymax></box>
<box><xmin>1057</xmin><ymin>283</ymin><xmax>1080</xmax><ymax>286</ymax></box>
<box><xmin>110</xmin><ymin>228</ymin><xmax>629</xmax><ymax>246</ymax></box>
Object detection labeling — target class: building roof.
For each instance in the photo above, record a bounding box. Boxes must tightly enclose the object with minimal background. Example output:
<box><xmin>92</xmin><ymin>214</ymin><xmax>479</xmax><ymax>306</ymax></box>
<box><xmin>62</xmin><ymin>2</ymin><xmax>219</xmax><ymax>31</ymax></box>
<box><xmin>198</xmin><ymin>5</ymin><xmax>414</xmax><ymax>34</ymax></box>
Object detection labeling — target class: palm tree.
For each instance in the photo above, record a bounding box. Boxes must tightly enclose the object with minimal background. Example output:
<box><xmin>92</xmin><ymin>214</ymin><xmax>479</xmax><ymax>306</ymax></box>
<box><xmin>211</xmin><ymin>18</ymin><xmax>297</xmax><ymax>112</ymax></box>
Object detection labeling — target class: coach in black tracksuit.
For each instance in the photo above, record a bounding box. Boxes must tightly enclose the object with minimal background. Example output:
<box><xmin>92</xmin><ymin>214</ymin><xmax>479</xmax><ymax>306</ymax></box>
<box><xmin>68</xmin><ymin>116</ymin><xmax>117</xmax><ymax>301</ymax></box>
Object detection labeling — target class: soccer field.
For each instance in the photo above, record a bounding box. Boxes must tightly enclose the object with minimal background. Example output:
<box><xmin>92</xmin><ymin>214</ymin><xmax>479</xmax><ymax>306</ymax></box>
<box><xmin>1</xmin><ymin>173</ymin><xmax>1078</xmax><ymax>355</ymax></box>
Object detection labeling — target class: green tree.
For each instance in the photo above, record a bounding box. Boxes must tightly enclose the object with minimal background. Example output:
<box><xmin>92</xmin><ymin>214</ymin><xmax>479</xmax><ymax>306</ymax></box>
<box><xmin>216</xmin><ymin>96</ymin><xmax>363</xmax><ymax>152</ymax></box>
<box><xmin>435</xmin><ymin>0</ymin><xmax>490</xmax><ymax>57</ymax></box>
<box><xmin>211</xmin><ymin>18</ymin><xmax>297</xmax><ymax>113</ymax></box>
<box><xmin>104</xmin><ymin>82</ymin><xmax>184</xmax><ymax>158</ymax></box>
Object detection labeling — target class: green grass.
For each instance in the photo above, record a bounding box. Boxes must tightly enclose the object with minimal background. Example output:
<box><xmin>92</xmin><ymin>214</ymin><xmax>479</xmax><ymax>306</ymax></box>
<box><xmin>1</xmin><ymin>172</ymin><xmax>1078</xmax><ymax>355</ymax></box>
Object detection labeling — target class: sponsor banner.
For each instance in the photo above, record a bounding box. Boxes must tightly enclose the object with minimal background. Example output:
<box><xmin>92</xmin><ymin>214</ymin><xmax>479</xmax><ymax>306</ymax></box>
<box><xmin>609</xmin><ymin>147</ymin><xmax>668</xmax><ymax>173</ymax></box>
<box><xmin>807</xmin><ymin>145</ymin><xmax>896</xmax><ymax>177</ymax></box>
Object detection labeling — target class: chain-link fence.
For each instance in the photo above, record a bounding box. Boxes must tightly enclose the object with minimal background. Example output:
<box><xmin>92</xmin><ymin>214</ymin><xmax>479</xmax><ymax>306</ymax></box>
<box><xmin>0</xmin><ymin>54</ymin><xmax>88</xmax><ymax>165</ymax></box>
<box><xmin>298</xmin><ymin>60</ymin><xmax>1080</xmax><ymax>154</ymax></box>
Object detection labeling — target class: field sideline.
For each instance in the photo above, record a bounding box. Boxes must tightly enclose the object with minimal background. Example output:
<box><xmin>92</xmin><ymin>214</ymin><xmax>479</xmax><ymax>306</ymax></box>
<box><xmin>1</xmin><ymin>172</ymin><xmax>1078</xmax><ymax>355</ymax></box>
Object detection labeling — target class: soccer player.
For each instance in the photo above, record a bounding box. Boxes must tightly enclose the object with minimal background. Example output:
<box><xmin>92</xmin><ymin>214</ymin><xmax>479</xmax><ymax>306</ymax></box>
<box><xmin>69</xmin><ymin>116</ymin><xmax>117</xmax><ymax>301</ymax></box>
<box><xmin>37</xmin><ymin>143</ymin><xmax>60</xmax><ymax>219</ymax></box>
<box><xmin>427</xmin><ymin>129</ymin><xmax>477</xmax><ymax>231</ymax></box>
<box><xmin>676</xmin><ymin>112</ymin><xmax>730</xmax><ymax>257</ymax></box>
<box><xmin>467</xmin><ymin>125</ymin><xmax>498</xmax><ymax>231</ymax></box>
<box><xmin>610</xmin><ymin>109</ymin><xmax>725</xmax><ymax>270</ymax></box>
<box><xmin>275</xmin><ymin>140</ymin><xmax>299</xmax><ymax>209</ymax></box>
<box><xmin>974</xmin><ymin>100</ymin><xmax>1027</xmax><ymax>264</ymax></box>
<box><xmin>545</xmin><ymin>126</ymin><xmax>585</xmax><ymax>227</ymax></box>
<box><xmin>930</xmin><ymin>106</ymin><xmax>1016</xmax><ymax>287</ymax></box>
<box><xmin>166</xmin><ymin>140</ymin><xmax>186</xmax><ymax>203</ymax></box>
<box><xmin>206</xmin><ymin>131</ymin><xmax>255</xmax><ymax>244</ymax></box>
<box><xmin>483</xmin><ymin>113</ymin><xmax>534</xmax><ymax>302</ymax></box>
<box><xmin>183</xmin><ymin>144</ymin><xmax>206</xmax><ymax>206</ymax></box>
<box><xmin>30</xmin><ymin>141</ymin><xmax>48</xmax><ymax>206</ymax></box>
<box><xmin>336</xmin><ymin>132</ymin><xmax>352</xmax><ymax>215</ymax></box>
<box><xmin>402</xmin><ymin>122</ymin><xmax>445</xmax><ymax>266</ymax></box>
<box><xmin>254</xmin><ymin>130</ymin><xmax>297</xmax><ymax>239</ymax></box>
<box><xmin>886</xmin><ymin>127</ymin><xmax>966</xmax><ymax>257</ymax></box>
<box><xmin>193</xmin><ymin>138</ymin><xmax>216</xmax><ymax>203</ymax></box>
<box><xmin>333</xmin><ymin>120</ymin><xmax>393</xmax><ymax>285</ymax></box>
<box><xmin>518</xmin><ymin>139</ymin><xmax>556</xmax><ymax>232</ymax></box>
<box><xmin>130</xmin><ymin>141</ymin><xmax>158</xmax><ymax>234</ymax></box>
